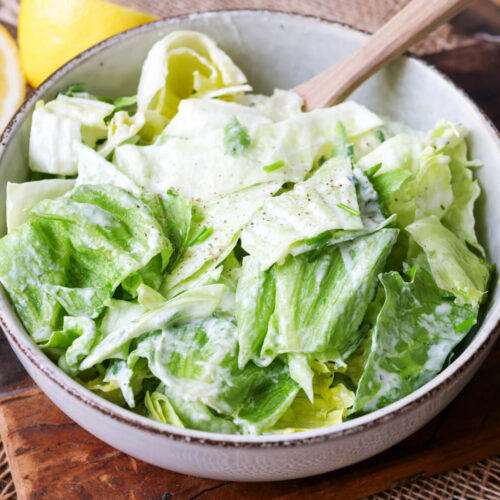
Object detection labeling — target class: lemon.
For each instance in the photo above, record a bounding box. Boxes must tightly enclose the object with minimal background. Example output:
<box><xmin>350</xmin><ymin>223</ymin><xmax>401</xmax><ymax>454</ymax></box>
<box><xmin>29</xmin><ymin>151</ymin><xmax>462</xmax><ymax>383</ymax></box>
<box><xmin>0</xmin><ymin>25</ymin><xmax>25</xmax><ymax>132</ymax></box>
<box><xmin>18</xmin><ymin>0</ymin><xmax>156</xmax><ymax>87</ymax></box>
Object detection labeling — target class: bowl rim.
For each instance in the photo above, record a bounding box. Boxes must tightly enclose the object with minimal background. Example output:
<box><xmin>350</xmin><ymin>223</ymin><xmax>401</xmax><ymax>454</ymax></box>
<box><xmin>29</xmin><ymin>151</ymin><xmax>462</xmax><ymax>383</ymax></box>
<box><xmin>0</xmin><ymin>9</ymin><xmax>499</xmax><ymax>449</ymax></box>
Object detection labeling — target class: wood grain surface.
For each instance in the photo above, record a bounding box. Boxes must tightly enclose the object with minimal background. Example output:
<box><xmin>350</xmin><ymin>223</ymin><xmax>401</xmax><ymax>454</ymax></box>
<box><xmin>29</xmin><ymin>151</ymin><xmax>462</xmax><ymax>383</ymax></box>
<box><xmin>0</xmin><ymin>1</ymin><xmax>499</xmax><ymax>499</ymax></box>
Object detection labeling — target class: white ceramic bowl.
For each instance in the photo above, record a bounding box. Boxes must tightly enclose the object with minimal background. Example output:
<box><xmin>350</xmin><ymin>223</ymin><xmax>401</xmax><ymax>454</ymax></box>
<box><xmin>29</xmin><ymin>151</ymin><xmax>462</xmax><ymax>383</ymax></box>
<box><xmin>0</xmin><ymin>11</ymin><xmax>499</xmax><ymax>482</ymax></box>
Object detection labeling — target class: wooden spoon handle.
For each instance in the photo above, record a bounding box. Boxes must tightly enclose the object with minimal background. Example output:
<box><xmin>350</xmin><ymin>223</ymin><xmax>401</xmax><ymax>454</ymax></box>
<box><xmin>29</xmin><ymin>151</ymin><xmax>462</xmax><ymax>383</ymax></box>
<box><xmin>293</xmin><ymin>0</ymin><xmax>475</xmax><ymax>111</ymax></box>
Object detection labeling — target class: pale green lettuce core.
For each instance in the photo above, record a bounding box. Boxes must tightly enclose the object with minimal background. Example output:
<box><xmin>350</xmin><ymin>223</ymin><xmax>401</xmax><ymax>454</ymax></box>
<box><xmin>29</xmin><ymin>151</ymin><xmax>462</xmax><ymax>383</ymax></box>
<box><xmin>0</xmin><ymin>30</ymin><xmax>491</xmax><ymax>435</ymax></box>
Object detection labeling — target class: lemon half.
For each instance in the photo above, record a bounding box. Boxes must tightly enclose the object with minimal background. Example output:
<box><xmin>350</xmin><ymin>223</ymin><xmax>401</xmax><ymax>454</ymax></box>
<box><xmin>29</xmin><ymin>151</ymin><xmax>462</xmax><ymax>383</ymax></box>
<box><xmin>19</xmin><ymin>0</ymin><xmax>156</xmax><ymax>87</ymax></box>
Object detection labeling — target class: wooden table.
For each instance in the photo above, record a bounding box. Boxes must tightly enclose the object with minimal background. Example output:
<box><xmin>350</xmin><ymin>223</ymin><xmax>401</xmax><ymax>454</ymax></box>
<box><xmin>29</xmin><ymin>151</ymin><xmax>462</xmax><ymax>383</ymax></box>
<box><xmin>0</xmin><ymin>1</ymin><xmax>499</xmax><ymax>498</ymax></box>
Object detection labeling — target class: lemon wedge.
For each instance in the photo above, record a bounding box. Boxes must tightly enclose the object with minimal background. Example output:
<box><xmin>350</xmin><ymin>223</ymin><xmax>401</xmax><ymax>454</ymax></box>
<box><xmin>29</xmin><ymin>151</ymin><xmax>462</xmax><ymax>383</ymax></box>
<box><xmin>0</xmin><ymin>25</ymin><xmax>25</xmax><ymax>133</ymax></box>
<box><xmin>18</xmin><ymin>0</ymin><xmax>156</xmax><ymax>87</ymax></box>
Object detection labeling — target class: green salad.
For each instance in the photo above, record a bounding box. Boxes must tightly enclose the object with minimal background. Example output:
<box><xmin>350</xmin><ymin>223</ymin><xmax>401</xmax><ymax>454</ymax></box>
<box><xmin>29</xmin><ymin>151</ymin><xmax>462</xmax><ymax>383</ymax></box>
<box><xmin>0</xmin><ymin>31</ymin><xmax>492</xmax><ymax>434</ymax></box>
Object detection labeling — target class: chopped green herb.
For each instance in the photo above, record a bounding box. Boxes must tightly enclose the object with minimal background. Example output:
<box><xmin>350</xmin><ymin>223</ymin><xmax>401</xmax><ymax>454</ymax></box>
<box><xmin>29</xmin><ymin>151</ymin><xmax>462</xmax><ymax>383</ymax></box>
<box><xmin>305</xmin><ymin>231</ymin><xmax>332</xmax><ymax>246</ymax></box>
<box><xmin>112</xmin><ymin>95</ymin><xmax>137</xmax><ymax>112</ymax></box>
<box><xmin>440</xmin><ymin>204</ymin><xmax>446</xmax><ymax>211</ymax></box>
<box><xmin>376</xmin><ymin>129</ymin><xmax>386</xmax><ymax>143</ymax></box>
<box><xmin>337</xmin><ymin>203</ymin><xmax>361</xmax><ymax>217</ymax></box>
<box><xmin>366</xmin><ymin>163</ymin><xmax>383</xmax><ymax>179</ymax></box>
<box><xmin>454</xmin><ymin>317</ymin><xmax>476</xmax><ymax>333</ymax></box>
<box><xmin>63</xmin><ymin>83</ymin><xmax>86</xmax><ymax>96</ymax></box>
<box><xmin>188</xmin><ymin>226</ymin><xmax>214</xmax><ymax>246</ymax></box>
<box><xmin>346</xmin><ymin>143</ymin><xmax>354</xmax><ymax>158</ymax></box>
<box><xmin>166</xmin><ymin>189</ymin><xmax>176</xmax><ymax>196</ymax></box>
<box><xmin>224</xmin><ymin>117</ymin><xmax>251</xmax><ymax>157</ymax></box>
<box><xmin>263</xmin><ymin>160</ymin><xmax>285</xmax><ymax>172</ymax></box>
<box><xmin>307</xmin><ymin>242</ymin><xmax>328</xmax><ymax>262</ymax></box>
<box><xmin>192</xmin><ymin>89</ymin><xmax>197</xmax><ymax>94</ymax></box>
<box><xmin>318</xmin><ymin>155</ymin><xmax>328</xmax><ymax>166</ymax></box>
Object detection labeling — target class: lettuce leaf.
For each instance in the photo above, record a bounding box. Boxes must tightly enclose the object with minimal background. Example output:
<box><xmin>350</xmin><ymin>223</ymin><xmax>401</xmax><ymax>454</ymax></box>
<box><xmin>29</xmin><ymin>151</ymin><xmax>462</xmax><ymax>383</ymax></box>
<box><xmin>136</xmin><ymin>30</ymin><xmax>249</xmax><ymax>133</ymax></box>
<box><xmin>353</xmin><ymin>260</ymin><xmax>478</xmax><ymax>414</ymax></box>
<box><xmin>75</xmin><ymin>142</ymin><xmax>141</xmax><ymax>194</ymax></box>
<box><xmin>234</xmin><ymin>89</ymin><xmax>304</xmax><ymax>122</ymax></box>
<box><xmin>151</xmin><ymin>384</ymin><xmax>238</xmax><ymax>434</ymax></box>
<box><xmin>6</xmin><ymin>179</ymin><xmax>75</xmax><ymax>232</ymax></box>
<box><xmin>429</xmin><ymin>121</ymin><xmax>483</xmax><ymax>251</ymax></box>
<box><xmin>406</xmin><ymin>215</ymin><xmax>490</xmax><ymax>307</ymax></box>
<box><xmin>80</xmin><ymin>284</ymin><xmax>225</xmax><ymax>369</ymax></box>
<box><xmin>163</xmin><ymin>182</ymin><xmax>280</xmax><ymax>295</ymax></box>
<box><xmin>240</xmin><ymin>157</ymin><xmax>363</xmax><ymax>269</ymax></box>
<box><xmin>0</xmin><ymin>184</ymin><xmax>169</xmax><ymax>339</ymax></box>
<box><xmin>261</xmin><ymin>229</ymin><xmax>398</xmax><ymax>361</ymax></box>
<box><xmin>236</xmin><ymin>257</ymin><xmax>275</xmax><ymax>368</ymax></box>
<box><xmin>129</xmin><ymin>317</ymin><xmax>299</xmax><ymax>434</ymax></box>
<box><xmin>114</xmin><ymin>102</ymin><xmax>382</xmax><ymax>202</ymax></box>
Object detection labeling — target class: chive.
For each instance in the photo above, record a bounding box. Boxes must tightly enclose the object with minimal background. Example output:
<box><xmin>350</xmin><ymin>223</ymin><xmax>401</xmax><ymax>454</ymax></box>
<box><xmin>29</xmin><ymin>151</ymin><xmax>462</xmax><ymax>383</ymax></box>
<box><xmin>263</xmin><ymin>160</ymin><xmax>285</xmax><ymax>172</ymax></box>
<box><xmin>305</xmin><ymin>231</ymin><xmax>332</xmax><ymax>246</ymax></box>
<box><xmin>63</xmin><ymin>82</ymin><xmax>86</xmax><ymax>96</ymax></box>
<box><xmin>376</xmin><ymin>129</ymin><xmax>386</xmax><ymax>143</ymax></box>
<box><xmin>346</xmin><ymin>143</ymin><xmax>354</xmax><ymax>157</ymax></box>
<box><xmin>440</xmin><ymin>204</ymin><xmax>446</xmax><ymax>210</ymax></box>
<box><xmin>318</xmin><ymin>155</ymin><xmax>328</xmax><ymax>166</ymax></box>
<box><xmin>112</xmin><ymin>95</ymin><xmax>137</xmax><ymax>111</ymax></box>
<box><xmin>223</xmin><ymin>117</ymin><xmax>251</xmax><ymax>157</ymax></box>
<box><xmin>188</xmin><ymin>226</ymin><xmax>213</xmax><ymax>246</ymax></box>
<box><xmin>454</xmin><ymin>317</ymin><xmax>476</xmax><ymax>333</ymax></box>
<box><xmin>166</xmin><ymin>189</ymin><xmax>176</xmax><ymax>196</ymax></box>
<box><xmin>337</xmin><ymin>203</ymin><xmax>361</xmax><ymax>216</ymax></box>
<box><xmin>308</xmin><ymin>242</ymin><xmax>328</xmax><ymax>262</ymax></box>
<box><xmin>366</xmin><ymin>162</ymin><xmax>382</xmax><ymax>179</ymax></box>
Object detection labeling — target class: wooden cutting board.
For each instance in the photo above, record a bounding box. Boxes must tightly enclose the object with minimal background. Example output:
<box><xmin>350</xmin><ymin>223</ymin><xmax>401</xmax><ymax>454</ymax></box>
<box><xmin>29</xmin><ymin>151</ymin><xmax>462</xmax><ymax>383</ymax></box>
<box><xmin>0</xmin><ymin>2</ymin><xmax>500</xmax><ymax>498</ymax></box>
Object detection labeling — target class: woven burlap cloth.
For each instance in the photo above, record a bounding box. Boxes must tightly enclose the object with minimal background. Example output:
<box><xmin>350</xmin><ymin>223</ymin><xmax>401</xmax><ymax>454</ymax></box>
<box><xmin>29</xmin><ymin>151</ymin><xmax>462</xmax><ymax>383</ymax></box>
<box><xmin>0</xmin><ymin>0</ymin><xmax>499</xmax><ymax>498</ymax></box>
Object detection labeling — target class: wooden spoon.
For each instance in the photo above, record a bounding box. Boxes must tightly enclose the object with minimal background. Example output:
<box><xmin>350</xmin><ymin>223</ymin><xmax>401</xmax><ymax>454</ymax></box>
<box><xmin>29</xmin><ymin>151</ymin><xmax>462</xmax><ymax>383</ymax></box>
<box><xmin>293</xmin><ymin>0</ymin><xmax>475</xmax><ymax>111</ymax></box>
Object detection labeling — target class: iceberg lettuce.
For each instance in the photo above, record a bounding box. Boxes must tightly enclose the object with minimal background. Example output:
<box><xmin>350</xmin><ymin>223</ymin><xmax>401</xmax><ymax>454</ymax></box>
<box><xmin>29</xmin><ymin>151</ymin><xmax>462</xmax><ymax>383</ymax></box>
<box><xmin>163</xmin><ymin>182</ymin><xmax>280</xmax><ymax>295</ymax></box>
<box><xmin>240</xmin><ymin>157</ymin><xmax>363</xmax><ymax>269</ymax></box>
<box><xmin>406</xmin><ymin>215</ymin><xmax>490</xmax><ymax>307</ymax></box>
<box><xmin>6</xmin><ymin>179</ymin><xmax>75</xmax><ymax>232</ymax></box>
<box><xmin>130</xmin><ymin>317</ymin><xmax>299</xmax><ymax>433</ymax></box>
<box><xmin>353</xmin><ymin>260</ymin><xmax>478</xmax><ymax>414</ymax></box>
<box><xmin>260</xmin><ymin>229</ymin><xmax>398</xmax><ymax>361</ymax></box>
<box><xmin>0</xmin><ymin>184</ymin><xmax>169</xmax><ymax>339</ymax></box>
<box><xmin>136</xmin><ymin>31</ymin><xmax>249</xmax><ymax>132</ymax></box>
<box><xmin>114</xmin><ymin>102</ymin><xmax>382</xmax><ymax>202</ymax></box>
<box><xmin>80</xmin><ymin>284</ymin><xmax>225</xmax><ymax>369</ymax></box>
<box><xmin>272</xmin><ymin>370</ymin><xmax>355</xmax><ymax>433</ymax></box>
